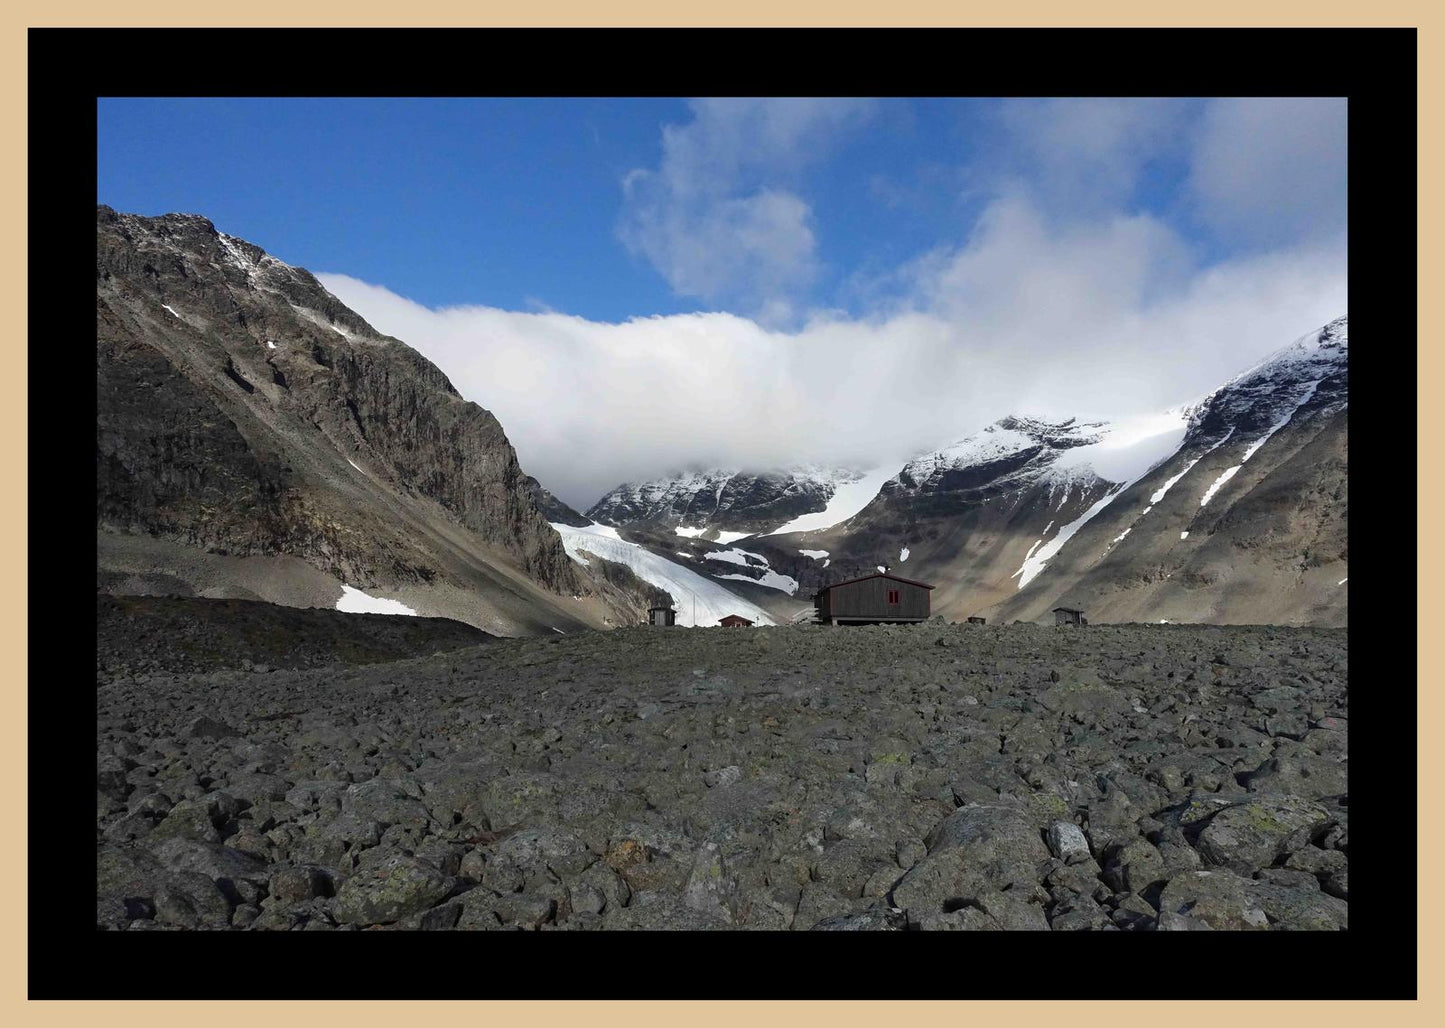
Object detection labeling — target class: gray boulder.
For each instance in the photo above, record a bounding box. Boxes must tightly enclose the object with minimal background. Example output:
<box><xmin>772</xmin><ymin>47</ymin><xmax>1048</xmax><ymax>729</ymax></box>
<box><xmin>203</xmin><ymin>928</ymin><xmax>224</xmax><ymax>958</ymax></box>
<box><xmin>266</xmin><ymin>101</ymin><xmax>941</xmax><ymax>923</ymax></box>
<box><xmin>490</xmin><ymin>826</ymin><xmax>597</xmax><ymax>879</ymax></box>
<box><xmin>891</xmin><ymin>804</ymin><xmax>1050</xmax><ymax>915</ymax></box>
<box><xmin>1195</xmin><ymin>796</ymin><xmax>1334</xmax><ymax>874</ymax></box>
<box><xmin>1157</xmin><ymin>870</ymin><xmax>1270</xmax><ymax>930</ymax></box>
<box><xmin>1046</xmin><ymin>820</ymin><xmax>1092</xmax><ymax>863</ymax></box>
<box><xmin>332</xmin><ymin>854</ymin><xmax>454</xmax><ymax>925</ymax></box>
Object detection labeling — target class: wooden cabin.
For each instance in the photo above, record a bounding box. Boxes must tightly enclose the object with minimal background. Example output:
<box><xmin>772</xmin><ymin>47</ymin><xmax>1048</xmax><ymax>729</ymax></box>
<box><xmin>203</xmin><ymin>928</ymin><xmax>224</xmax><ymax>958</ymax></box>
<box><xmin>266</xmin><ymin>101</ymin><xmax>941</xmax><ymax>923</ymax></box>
<box><xmin>1053</xmin><ymin>606</ymin><xmax>1087</xmax><ymax>626</ymax></box>
<box><xmin>718</xmin><ymin>614</ymin><xmax>754</xmax><ymax>628</ymax></box>
<box><xmin>812</xmin><ymin>571</ymin><xmax>934</xmax><ymax>625</ymax></box>
<box><xmin>647</xmin><ymin>604</ymin><xmax>677</xmax><ymax>627</ymax></box>
<box><xmin>966</xmin><ymin>616</ymin><xmax>986</xmax><ymax>625</ymax></box>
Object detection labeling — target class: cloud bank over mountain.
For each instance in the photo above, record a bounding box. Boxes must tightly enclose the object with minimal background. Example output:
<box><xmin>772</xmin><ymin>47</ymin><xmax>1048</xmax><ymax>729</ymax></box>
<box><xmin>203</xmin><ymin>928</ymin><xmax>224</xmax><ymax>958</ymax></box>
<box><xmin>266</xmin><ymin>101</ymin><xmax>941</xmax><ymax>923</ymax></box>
<box><xmin>320</xmin><ymin>97</ymin><xmax>1346</xmax><ymax>510</ymax></box>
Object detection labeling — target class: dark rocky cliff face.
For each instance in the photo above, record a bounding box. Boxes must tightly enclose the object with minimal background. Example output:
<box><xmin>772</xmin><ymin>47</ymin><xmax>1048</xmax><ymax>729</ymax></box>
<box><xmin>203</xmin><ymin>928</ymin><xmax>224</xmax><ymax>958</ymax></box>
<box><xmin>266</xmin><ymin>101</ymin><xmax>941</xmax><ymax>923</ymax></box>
<box><xmin>96</xmin><ymin>206</ymin><xmax>582</xmax><ymax>604</ymax></box>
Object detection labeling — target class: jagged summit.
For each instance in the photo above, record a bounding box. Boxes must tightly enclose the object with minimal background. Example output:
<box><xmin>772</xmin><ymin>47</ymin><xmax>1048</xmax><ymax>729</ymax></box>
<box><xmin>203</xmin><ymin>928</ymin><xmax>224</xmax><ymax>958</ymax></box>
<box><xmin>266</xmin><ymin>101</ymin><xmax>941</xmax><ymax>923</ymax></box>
<box><xmin>1185</xmin><ymin>315</ymin><xmax>1348</xmax><ymax>445</ymax></box>
<box><xmin>887</xmin><ymin>412</ymin><xmax>1185</xmax><ymax>506</ymax></box>
<box><xmin>586</xmin><ymin>464</ymin><xmax>875</xmax><ymax>535</ymax></box>
<box><xmin>97</xmin><ymin>204</ymin><xmax>388</xmax><ymax>349</ymax></box>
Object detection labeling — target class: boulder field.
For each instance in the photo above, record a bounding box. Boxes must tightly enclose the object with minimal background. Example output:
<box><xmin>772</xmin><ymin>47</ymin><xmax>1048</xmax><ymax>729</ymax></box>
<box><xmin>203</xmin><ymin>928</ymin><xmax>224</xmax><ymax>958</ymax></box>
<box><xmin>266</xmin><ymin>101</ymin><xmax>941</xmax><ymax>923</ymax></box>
<box><xmin>97</xmin><ymin>604</ymin><xmax>1347</xmax><ymax>931</ymax></box>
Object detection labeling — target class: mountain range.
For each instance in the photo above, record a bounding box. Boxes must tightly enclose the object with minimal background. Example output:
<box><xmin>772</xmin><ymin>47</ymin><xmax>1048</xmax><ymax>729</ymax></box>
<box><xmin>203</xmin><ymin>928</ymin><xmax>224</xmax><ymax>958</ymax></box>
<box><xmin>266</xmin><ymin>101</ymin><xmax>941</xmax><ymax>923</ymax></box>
<box><xmin>96</xmin><ymin>207</ymin><xmax>1347</xmax><ymax>631</ymax></box>
<box><xmin>580</xmin><ymin>319</ymin><xmax>1348</xmax><ymax>627</ymax></box>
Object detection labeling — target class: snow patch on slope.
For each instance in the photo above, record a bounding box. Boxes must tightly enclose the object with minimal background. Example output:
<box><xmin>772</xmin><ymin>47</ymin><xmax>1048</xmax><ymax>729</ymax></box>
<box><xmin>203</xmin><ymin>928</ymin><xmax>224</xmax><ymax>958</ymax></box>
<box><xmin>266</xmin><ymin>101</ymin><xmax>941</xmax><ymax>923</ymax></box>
<box><xmin>1049</xmin><ymin>411</ymin><xmax>1189</xmax><ymax>485</ymax></box>
<box><xmin>336</xmin><ymin>585</ymin><xmax>418</xmax><ymax>616</ymax></box>
<box><xmin>1199</xmin><ymin>466</ymin><xmax>1242</xmax><ymax>508</ymax></box>
<box><xmin>1011</xmin><ymin>412</ymin><xmax>1191</xmax><ymax>589</ymax></box>
<box><xmin>552</xmin><ymin>522</ymin><xmax>775</xmax><ymax>626</ymax></box>
<box><xmin>716</xmin><ymin>570</ymin><xmax>800</xmax><ymax>595</ymax></box>
<box><xmin>1147</xmin><ymin>428</ymin><xmax>1235</xmax><ymax>508</ymax></box>
<box><xmin>217</xmin><ymin>232</ymin><xmax>258</xmax><ymax>276</ymax></box>
<box><xmin>1014</xmin><ymin>484</ymin><xmax>1129</xmax><ymax>588</ymax></box>
<box><xmin>703</xmin><ymin>548</ymin><xmax>798</xmax><ymax>595</ymax></box>
<box><xmin>704</xmin><ymin>548</ymin><xmax>765</xmax><ymax>567</ymax></box>
<box><xmin>768</xmin><ymin>464</ymin><xmax>897</xmax><ymax>535</ymax></box>
<box><xmin>1199</xmin><ymin>382</ymin><xmax>1321</xmax><ymax>509</ymax></box>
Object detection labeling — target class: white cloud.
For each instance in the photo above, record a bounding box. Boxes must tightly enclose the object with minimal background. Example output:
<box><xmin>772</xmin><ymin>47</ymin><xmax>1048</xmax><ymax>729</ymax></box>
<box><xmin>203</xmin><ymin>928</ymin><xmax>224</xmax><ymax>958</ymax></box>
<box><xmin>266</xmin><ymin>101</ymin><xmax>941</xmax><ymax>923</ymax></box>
<box><xmin>319</xmin><ymin>197</ymin><xmax>1343</xmax><ymax>513</ymax></box>
<box><xmin>617</xmin><ymin>98</ymin><xmax>875</xmax><ymax>325</ymax></box>
<box><xmin>312</xmin><ymin>98</ymin><xmax>1346</xmax><ymax>515</ymax></box>
<box><xmin>1187</xmin><ymin>97</ymin><xmax>1348</xmax><ymax>245</ymax></box>
<box><xmin>993</xmin><ymin>97</ymin><xmax>1194</xmax><ymax>215</ymax></box>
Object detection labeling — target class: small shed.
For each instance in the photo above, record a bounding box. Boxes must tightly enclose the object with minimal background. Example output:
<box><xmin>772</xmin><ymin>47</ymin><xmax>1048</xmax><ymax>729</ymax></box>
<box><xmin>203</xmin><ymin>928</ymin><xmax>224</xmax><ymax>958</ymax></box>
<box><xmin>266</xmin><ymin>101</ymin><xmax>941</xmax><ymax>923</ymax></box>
<box><xmin>718</xmin><ymin>614</ymin><xmax>754</xmax><ymax>628</ymax></box>
<box><xmin>647</xmin><ymin>604</ymin><xmax>678</xmax><ymax>627</ymax></box>
<box><xmin>1053</xmin><ymin>606</ymin><xmax>1087</xmax><ymax>626</ymax></box>
<box><xmin>966</xmin><ymin>616</ymin><xmax>986</xmax><ymax>625</ymax></box>
<box><xmin>813</xmin><ymin>571</ymin><xmax>934</xmax><ymax>626</ymax></box>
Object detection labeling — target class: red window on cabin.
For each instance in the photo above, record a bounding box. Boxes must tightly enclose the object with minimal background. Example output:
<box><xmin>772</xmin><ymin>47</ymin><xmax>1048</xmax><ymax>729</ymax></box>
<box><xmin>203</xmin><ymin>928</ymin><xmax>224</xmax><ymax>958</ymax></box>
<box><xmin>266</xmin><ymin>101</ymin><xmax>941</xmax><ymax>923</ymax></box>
<box><xmin>888</xmin><ymin>589</ymin><xmax>900</xmax><ymax>604</ymax></box>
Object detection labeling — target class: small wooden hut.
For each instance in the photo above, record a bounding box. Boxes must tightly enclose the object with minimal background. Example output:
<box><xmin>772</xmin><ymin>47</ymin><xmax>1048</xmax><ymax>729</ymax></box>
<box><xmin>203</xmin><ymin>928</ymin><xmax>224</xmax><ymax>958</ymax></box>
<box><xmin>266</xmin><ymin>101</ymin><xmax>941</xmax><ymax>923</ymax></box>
<box><xmin>812</xmin><ymin>571</ymin><xmax>934</xmax><ymax>625</ymax></box>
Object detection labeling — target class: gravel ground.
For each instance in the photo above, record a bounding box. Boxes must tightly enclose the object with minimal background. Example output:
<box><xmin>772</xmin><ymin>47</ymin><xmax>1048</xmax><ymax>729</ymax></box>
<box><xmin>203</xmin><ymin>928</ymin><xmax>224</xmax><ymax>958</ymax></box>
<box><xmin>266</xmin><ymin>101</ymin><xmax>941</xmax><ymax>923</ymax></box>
<box><xmin>97</xmin><ymin>609</ymin><xmax>1347</xmax><ymax>931</ymax></box>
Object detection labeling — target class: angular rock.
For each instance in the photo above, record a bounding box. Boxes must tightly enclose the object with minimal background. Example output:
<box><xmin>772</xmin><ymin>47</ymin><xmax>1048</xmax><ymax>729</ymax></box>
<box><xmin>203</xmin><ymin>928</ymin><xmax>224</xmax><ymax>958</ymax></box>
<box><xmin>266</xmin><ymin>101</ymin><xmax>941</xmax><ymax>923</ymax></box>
<box><xmin>1102</xmin><ymin>837</ymin><xmax>1167</xmax><ymax>894</ymax></box>
<box><xmin>269</xmin><ymin>865</ymin><xmax>335</xmax><ymax>906</ymax></box>
<box><xmin>342</xmin><ymin>777</ymin><xmax>432</xmax><ymax>829</ymax></box>
<box><xmin>1195</xmin><ymin>796</ymin><xmax>1334</xmax><ymax>874</ymax></box>
<box><xmin>682</xmin><ymin>841</ymin><xmax>736</xmax><ymax>922</ymax></box>
<box><xmin>147</xmin><ymin>799</ymin><xmax>222</xmax><ymax>844</ymax></box>
<box><xmin>1046</xmin><ymin>820</ymin><xmax>1092</xmax><ymax>863</ymax></box>
<box><xmin>891</xmin><ymin>804</ymin><xmax>1050</xmax><ymax>915</ymax></box>
<box><xmin>332</xmin><ymin>855</ymin><xmax>454</xmax><ymax>925</ymax></box>
<box><xmin>1156</xmin><ymin>870</ymin><xmax>1271</xmax><ymax>930</ymax></box>
<box><xmin>490</xmin><ymin>826</ymin><xmax>597</xmax><ymax>879</ymax></box>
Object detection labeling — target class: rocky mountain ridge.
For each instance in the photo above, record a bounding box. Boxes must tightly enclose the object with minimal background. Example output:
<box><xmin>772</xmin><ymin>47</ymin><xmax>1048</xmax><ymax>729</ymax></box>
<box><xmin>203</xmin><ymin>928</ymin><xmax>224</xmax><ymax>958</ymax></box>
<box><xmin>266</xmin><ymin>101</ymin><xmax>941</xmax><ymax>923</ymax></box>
<box><xmin>96</xmin><ymin>206</ymin><xmax>648</xmax><ymax>634</ymax></box>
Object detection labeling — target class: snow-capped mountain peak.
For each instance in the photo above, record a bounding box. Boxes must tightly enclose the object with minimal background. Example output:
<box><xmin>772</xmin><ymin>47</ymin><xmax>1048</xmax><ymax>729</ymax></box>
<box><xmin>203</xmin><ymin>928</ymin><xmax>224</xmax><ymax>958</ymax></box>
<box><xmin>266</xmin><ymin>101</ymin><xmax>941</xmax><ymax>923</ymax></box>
<box><xmin>1185</xmin><ymin>315</ymin><xmax>1347</xmax><ymax>443</ymax></box>
<box><xmin>891</xmin><ymin>411</ymin><xmax>1187</xmax><ymax>500</ymax></box>
<box><xmin>586</xmin><ymin>464</ymin><xmax>881</xmax><ymax>536</ymax></box>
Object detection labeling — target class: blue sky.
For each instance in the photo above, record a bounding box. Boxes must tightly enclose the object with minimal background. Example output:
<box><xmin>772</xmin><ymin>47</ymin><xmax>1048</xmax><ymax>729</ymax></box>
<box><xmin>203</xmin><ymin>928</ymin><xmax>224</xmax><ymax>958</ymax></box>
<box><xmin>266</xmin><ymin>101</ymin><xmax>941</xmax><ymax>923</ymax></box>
<box><xmin>101</xmin><ymin>97</ymin><xmax>699</xmax><ymax>318</ymax></box>
<box><xmin>97</xmin><ymin>97</ymin><xmax>1347</xmax><ymax>506</ymax></box>
<box><xmin>101</xmin><ymin>98</ymin><xmax>1017</xmax><ymax>321</ymax></box>
<box><xmin>96</xmin><ymin>97</ymin><xmax>1280</xmax><ymax>323</ymax></box>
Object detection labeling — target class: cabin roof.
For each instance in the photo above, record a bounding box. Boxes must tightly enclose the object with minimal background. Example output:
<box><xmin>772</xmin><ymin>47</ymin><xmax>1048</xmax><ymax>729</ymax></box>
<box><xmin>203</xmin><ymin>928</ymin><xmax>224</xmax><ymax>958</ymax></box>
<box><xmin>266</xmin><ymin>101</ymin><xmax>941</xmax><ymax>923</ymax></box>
<box><xmin>816</xmin><ymin>571</ymin><xmax>935</xmax><ymax>592</ymax></box>
<box><xmin>648</xmin><ymin>604</ymin><xmax>676</xmax><ymax>612</ymax></box>
<box><xmin>719</xmin><ymin>614</ymin><xmax>754</xmax><ymax>624</ymax></box>
<box><xmin>1052</xmin><ymin>606</ymin><xmax>1084</xmax><ymax>613</ymax></box>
